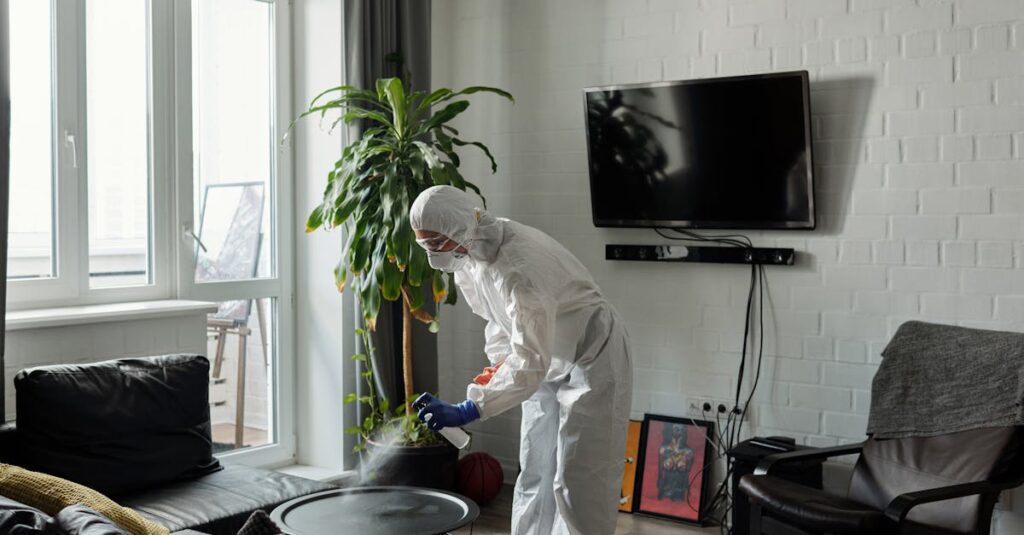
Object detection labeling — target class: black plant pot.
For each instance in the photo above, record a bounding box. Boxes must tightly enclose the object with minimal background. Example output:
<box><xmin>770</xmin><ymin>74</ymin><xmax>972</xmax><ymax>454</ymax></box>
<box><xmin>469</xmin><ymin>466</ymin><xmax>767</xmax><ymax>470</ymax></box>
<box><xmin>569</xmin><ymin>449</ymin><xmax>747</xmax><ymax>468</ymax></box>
<box><xmin>363</xmin><ymin>439</ymin><xmax>459</xmax><ymax>491</ymax></box>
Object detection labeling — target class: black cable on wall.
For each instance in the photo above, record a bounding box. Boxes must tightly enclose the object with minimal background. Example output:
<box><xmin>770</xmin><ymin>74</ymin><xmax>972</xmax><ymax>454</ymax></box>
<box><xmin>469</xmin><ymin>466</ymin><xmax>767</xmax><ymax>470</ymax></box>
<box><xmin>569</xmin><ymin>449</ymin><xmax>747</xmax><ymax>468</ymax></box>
<box><xmin>655</xmin><ymin>227</ymin><xmax>767</xmax><ymax>534</ymax></box>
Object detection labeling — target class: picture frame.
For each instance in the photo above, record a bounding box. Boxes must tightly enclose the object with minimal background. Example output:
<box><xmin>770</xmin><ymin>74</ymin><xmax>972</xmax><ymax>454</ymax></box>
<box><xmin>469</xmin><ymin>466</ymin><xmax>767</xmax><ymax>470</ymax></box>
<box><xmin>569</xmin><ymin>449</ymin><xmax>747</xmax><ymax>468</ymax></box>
<box><xmin>632</xmin><ymin>414</ymin><xmax>714</xmax><ymax>525</ymax></box>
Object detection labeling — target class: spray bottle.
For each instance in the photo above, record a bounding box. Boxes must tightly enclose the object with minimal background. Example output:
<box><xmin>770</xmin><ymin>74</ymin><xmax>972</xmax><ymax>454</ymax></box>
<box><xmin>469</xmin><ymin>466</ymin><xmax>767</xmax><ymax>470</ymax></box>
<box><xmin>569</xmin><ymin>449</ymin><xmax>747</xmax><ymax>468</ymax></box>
<box><xmin>424</xmin><ymin>414</ymin><xmax>471</xmax><ymax>449</ymax></box>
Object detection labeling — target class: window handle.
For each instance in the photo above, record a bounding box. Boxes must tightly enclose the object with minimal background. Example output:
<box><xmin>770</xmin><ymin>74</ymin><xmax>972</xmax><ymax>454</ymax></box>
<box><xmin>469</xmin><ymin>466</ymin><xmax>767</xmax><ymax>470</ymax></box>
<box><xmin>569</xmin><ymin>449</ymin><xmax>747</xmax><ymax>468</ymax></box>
<box><xmin>64</xmin><ymin>130</ymin><xmax>78</xmax><ymax>169</ymax></box>
<box><xmin>183</xmin><ymin>223</ymin><xmax>208</xmax><ymax>253</ymax></box>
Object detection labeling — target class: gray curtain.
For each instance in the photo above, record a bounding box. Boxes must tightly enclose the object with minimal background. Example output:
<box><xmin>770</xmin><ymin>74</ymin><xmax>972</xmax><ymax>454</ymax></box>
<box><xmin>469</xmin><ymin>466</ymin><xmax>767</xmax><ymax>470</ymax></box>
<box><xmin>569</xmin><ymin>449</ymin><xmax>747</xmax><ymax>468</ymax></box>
<box><xmin>0</xmin><ymin>0</ymin><xmax>9</xmax><ymax>420</ymax></box>
<box><xmin>345</xmin><ymin>0</ymin><xmax>437</xmax><ymax>412</ymax></box>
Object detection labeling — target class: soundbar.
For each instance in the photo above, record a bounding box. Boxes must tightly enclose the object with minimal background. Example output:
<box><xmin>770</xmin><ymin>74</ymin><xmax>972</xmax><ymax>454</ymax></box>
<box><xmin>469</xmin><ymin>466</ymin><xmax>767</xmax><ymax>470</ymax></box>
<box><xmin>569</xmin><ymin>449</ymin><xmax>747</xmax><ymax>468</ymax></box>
<box><xmin>606</xmin><ymin>244</ymin><xmax>795</xmax><ymax>265</ymax></box>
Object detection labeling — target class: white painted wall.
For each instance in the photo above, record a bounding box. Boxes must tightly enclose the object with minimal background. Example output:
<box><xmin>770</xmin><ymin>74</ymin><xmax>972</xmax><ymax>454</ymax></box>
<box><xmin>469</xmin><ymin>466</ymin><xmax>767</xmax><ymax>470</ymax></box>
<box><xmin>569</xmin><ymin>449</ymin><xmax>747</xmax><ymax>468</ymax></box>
<box><xmin>292</xmin><ymin>0</ymin><xmax>357</xmax><ymax>472</ymax></box>
<box><xmin>431</xmin><ymin>0</ymin><xmax>1024</xmax><ymax>529</ymax></box>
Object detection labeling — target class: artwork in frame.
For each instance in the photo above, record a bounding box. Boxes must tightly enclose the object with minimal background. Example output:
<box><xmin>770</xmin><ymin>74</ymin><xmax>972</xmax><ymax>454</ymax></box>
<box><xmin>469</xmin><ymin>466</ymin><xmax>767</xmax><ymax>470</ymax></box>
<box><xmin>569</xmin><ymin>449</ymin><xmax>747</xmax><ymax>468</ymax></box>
<box><xmin>619</xmin><ymin>420</ymin><xmax>642</xmax><ymax>512</ymax></box>
<box><xmin>633</xmin><ymin>414</ymin><xmax>714</xmax><ymax>525</ymax></box>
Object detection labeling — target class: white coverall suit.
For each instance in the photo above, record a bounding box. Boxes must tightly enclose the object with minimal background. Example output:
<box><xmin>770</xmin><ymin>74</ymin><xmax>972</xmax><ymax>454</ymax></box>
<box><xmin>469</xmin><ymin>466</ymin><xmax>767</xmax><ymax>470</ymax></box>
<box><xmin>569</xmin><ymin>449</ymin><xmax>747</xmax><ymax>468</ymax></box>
<box><xmin>410</xmin><ymin>186</ymin><xmax>633</xmax><ymax>535</ymax></box>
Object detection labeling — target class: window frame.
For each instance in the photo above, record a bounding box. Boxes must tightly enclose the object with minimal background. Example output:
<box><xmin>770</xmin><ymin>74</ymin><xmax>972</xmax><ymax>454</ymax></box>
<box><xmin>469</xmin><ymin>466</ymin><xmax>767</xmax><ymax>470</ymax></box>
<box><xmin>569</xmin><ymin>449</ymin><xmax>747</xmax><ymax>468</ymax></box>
<box><xmin>6</xmin><ymin>0</ymin><xmax>173</xmax><ymax>311</ymax></box>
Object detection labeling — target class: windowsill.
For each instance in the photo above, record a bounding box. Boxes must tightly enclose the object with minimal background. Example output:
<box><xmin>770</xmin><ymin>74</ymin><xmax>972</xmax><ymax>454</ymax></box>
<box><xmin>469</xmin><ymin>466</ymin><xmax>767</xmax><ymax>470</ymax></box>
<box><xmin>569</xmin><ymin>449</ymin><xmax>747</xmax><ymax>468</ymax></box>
<box><xmin>275</xmin><ymin>464</ymin><xmax>358</xmax><ymax>486</ymax></box>
<box><xmin>5</xmin><ymin>299</ymin><xmax>219</xmax><ymax>331</ymax></box>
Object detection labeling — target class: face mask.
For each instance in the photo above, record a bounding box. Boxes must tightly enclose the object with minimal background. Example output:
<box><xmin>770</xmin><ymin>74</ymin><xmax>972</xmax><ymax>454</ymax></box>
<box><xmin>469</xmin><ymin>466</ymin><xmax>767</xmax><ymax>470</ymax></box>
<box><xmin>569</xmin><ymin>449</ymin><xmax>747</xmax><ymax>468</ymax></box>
<box><xmin>426</xmin><ymin>249</ymin><xmax>469</xmax><ymax>273</ymax></box>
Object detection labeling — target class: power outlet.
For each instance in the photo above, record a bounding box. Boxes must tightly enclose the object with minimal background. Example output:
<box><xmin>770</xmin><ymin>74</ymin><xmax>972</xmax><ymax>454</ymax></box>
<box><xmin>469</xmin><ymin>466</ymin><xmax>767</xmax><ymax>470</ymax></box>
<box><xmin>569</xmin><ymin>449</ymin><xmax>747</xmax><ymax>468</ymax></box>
<box><xmin>685</xmin><ymin>397</ymin><xmax>742</xmax><ymax>417</ymax></box>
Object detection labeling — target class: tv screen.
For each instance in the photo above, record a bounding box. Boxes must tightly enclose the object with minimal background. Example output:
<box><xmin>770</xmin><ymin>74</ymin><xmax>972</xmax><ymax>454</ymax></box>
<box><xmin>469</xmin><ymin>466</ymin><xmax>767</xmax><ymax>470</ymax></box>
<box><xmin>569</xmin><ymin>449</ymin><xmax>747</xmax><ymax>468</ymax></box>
<box><xmin>584</xmin><ymin>71</ymin><xmax>815</xmax><ymax>229</ymax></box>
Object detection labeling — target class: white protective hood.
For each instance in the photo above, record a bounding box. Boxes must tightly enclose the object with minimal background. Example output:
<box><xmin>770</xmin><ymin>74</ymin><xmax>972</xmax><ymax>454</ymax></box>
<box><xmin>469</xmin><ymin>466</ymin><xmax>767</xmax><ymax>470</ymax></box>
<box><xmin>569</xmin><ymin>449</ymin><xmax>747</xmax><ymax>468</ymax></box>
<box><xmin>409</xmin><ymin>185</ymin><xmax>503</xmax><ymax>263</ymax></box>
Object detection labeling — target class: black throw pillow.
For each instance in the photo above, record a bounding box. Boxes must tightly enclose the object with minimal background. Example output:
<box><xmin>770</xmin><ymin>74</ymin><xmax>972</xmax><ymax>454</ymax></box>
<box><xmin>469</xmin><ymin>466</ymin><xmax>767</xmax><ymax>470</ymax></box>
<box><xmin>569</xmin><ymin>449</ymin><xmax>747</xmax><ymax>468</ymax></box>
<box><xmin>15</xmin><ymin>355</ymin><xmax>222</xmax><ymax>496</ymax></box>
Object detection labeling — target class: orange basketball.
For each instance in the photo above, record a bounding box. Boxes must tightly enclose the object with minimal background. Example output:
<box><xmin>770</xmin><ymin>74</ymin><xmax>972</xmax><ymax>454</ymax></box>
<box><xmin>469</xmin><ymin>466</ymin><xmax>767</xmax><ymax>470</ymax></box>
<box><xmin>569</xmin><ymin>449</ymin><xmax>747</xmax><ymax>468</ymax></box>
<box><xmin>456</xmin><ymin>452</ymin><xmax>503</xmax><ymax>505</ymax></box>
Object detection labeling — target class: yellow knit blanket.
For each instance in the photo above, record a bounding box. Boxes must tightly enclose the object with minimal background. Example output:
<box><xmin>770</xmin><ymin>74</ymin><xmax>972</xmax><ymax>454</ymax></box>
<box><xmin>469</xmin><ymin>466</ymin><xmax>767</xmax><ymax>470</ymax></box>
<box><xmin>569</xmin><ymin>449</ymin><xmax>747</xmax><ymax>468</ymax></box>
<box><xmin>0</xmin><ymin>463</ymin><xmax>168</xmax><ymax>535</ymax></box>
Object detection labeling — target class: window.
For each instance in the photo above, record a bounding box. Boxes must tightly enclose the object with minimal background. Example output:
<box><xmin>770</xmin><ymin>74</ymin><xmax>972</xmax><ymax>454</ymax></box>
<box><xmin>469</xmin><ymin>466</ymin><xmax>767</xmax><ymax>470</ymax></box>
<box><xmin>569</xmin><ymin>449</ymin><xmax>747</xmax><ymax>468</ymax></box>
<box><xmin>180</xmin><ymin>0</ymin><xmax>295</xmax><ymax>462</ymax></box>
<box><xmin>6</xmin><ymin>0</ymin><xmax>295</xmax><ymax>465</ymax></box>
<box><xmin>192</xmin><ymin>0</ymin><xmax>274</xmax><ymax>283</ymax></box>
<box><xmin>7</xmin><ymin>0</ymin><xmax>55</xmax><ymax>281</ymax></box>
<box><xmin>6</xmin><ymin>0</ymin><xmax>167</xmax><ymax>307</ymax></box>
<box><xmin>85</xmin><ymin>0</ymin><xmax>152</xmax><ymax>289</ymax></box>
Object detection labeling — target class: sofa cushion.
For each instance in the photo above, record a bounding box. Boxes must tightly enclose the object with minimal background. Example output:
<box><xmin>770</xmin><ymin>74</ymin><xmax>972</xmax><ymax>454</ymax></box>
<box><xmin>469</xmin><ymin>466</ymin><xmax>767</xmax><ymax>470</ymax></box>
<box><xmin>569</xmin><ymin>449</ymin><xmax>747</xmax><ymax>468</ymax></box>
<box><xmin>119</xmin><ymin>465</ymin><xmax>334</xmax><ymax>535</ymax></box>
<box><xmin>0</xmin><ymin>494</ymin><xmax>52</xmax><ymax>533</ymax></box>
<box><xmin>52</xmin><ymin>505</ymin><xmax>132</xmax><ymax>535</ymax></box>
<box><xmin>0</xmin><ymin>463</ymin><xmax>167</xmax><ymax>535</ymax></box>
<box><xmin>0</xmin><ymin>498</ymin><xmax>135</xmax><ymax>535</ymax></box>
<box><xmin>15</xmin><ymin>355</ymin><xmax>221</xmax><ymax>495</ymax></box>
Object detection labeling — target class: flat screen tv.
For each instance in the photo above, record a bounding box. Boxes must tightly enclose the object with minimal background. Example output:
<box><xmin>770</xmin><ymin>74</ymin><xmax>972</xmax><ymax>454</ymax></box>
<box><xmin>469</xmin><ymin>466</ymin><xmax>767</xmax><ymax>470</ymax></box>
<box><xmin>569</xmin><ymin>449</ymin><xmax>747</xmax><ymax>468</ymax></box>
<box><xmin>584</xmin><ymin>70</ymin><xmax>815</xmax><ymax>229</ymax></box>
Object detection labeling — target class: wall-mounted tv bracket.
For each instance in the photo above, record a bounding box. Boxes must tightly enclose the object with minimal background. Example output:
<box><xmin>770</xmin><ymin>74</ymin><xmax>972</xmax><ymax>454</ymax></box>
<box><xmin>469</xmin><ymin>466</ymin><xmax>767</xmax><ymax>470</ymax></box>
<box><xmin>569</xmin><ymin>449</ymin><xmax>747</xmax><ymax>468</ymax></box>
<box><xmin>605</xmin><ymin>244</ymin><xmax>795</xmax><ymax>265</ymax></box>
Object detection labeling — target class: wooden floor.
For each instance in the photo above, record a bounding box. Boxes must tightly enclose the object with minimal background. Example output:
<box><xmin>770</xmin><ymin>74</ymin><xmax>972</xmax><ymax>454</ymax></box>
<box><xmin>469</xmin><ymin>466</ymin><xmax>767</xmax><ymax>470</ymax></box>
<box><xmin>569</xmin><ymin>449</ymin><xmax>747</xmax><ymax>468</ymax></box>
<box><xmin>452</xmin><ymin>485</ymin><xmax>720</xmax><ymax>535</ymax></box>
<box><xmin>211</xmin><ymin>423</ymin><xmax>269</xmax><ymax>449</ymax></box>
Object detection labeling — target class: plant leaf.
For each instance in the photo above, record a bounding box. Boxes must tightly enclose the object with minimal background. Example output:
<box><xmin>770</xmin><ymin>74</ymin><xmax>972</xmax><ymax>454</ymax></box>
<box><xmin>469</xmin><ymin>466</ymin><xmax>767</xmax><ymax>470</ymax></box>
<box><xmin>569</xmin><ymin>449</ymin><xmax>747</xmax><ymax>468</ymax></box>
<box><xmin>436</xmin><ymin>85</ymin><xmax>515</xmax><ymax>105</ymax></box>
<box><xmin>446</xmin><ymin>164</ymin><xmax>468</xmax><ymax>190</ymax></box>
<box><xmin>416</xmin><ymin>88</ymin><xmax>452</xmax><ymax>112</ymax></box>
<box><xmin>402</xmin><ymin>285</ymin><xmax>434</xmax><ymax>323</ymax></box>
<box><xmin>363</xmin><ymin>278</ymin><xmax>381</xmax><ymax>330</ymax></box>
<box><xmin>413</xmin><ymin>141</ymin><xmax>442</xmax><ymax>169</ymax></box>
<box><xmin>305</xmin><ymin>204</ymin><xmax>325</xmax><ymax>233</ymax></box>
<box><xmin>429</xmin><ymin>164</ymin><xmax>451</xmax><ymax>186</ymax></box>
<box><xmin>333</xmin><ymin>259</ymin><xmax>348</xmax><ymax>292</ymax></box>
<box><xmin>445</xmin><ymin>272</ymin><xmax>459</xmax><ymax>305</ymax></box>
<box><xmin>383</xmin><ymin>77</ymin><xmax>407</xmax><ymax>137</ymax></box>
<box><xmin>421</xmin><ymin>100</ymin><xmax>470</xmax><ymax>133</ymax></box>
<box><xmin>350</xmin><ymin>235</ymin><xmax>372</xmax><ymax>275</ymax></box>
<box><xmin>375</xmin><ymin>78</ymin><xmax>390</xmax><ymax>102</ymax></box>
<box><xmin>452</xmin><ymin>137</ymin><xmax>499</xmax><ymax>173</ymax></box>
<box><xmin>432</xmin><ymin>270</ymin><xmax>446</xmax><ymax>303</ymax></box>
<box><xmin>342</xmin><ymin>108</ymin><xmax>393</xmax><ymax>128</ymax></box>
<box><xmin>407</xmin><ymin>246</ymin><xmax>428</xmax><ymax>287</ymax></box>
<box><xmin>379</xmin><ymin>256</ymin><xmax>403</xmax><ymax>301</ymax></box>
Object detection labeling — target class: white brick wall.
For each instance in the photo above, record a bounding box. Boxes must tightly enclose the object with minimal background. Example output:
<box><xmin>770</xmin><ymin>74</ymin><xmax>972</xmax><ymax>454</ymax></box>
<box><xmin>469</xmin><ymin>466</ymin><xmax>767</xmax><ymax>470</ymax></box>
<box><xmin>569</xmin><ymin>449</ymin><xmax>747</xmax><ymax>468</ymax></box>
<box><xmin>432</xmin><ymin>1</ymin><xmax>1024</xmax><ymax>527</ymax></box>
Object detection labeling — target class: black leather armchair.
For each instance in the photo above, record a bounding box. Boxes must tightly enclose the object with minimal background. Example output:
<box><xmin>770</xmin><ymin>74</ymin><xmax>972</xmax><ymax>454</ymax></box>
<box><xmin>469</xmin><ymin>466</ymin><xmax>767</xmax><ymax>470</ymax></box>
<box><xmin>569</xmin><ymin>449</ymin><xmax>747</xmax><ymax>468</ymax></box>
<box><xmin>739</xmin><ymin>426</ymin><xmax>1024</xmax><ymax>535</ymax></box>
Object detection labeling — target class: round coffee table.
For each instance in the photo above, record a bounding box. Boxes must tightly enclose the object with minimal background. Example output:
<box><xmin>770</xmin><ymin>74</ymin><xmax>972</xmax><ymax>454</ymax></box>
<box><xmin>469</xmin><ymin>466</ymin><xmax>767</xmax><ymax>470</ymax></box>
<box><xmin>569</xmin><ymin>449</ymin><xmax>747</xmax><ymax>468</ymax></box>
<box><xmin>270</xmin><ymin>486</ymin><xmax>480</xmax><ymax>535</ymax></box>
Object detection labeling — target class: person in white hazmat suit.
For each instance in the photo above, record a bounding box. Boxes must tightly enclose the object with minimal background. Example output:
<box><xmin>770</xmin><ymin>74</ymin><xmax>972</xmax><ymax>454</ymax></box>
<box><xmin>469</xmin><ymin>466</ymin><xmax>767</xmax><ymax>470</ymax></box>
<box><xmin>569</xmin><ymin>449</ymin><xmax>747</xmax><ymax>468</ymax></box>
<box><xmin>409</xmin><ymin>185</ymin><xmax>633</xmax><ymax>535</ymax></box>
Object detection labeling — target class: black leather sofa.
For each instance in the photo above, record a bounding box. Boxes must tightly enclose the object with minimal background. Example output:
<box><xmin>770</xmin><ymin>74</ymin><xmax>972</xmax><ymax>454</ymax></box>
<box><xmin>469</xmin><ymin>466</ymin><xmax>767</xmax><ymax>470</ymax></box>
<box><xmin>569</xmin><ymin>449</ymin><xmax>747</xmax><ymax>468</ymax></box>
<box><xmin>0</xmin><ymin>354</ymin><xmax>336</xmax><ymax>534</ymax></box>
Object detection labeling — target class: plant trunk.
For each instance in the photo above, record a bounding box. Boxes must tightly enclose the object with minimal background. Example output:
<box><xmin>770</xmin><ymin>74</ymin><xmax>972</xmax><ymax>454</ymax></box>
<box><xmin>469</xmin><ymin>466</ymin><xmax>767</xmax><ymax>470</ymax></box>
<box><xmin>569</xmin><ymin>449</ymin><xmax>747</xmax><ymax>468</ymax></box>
<box><xmin>403</xmin><ymin>299</ymin><xmax>414</xmax><ymax>416</ymax></box>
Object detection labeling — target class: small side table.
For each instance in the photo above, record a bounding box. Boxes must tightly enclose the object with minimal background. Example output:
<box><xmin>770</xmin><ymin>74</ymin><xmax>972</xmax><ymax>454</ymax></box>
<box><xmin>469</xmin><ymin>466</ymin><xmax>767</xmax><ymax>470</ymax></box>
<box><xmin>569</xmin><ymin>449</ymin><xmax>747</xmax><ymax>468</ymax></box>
<box><xmin>270</xmin><ymin>486</ymin><xmax>479</xmax><ymax>535</ymax></box>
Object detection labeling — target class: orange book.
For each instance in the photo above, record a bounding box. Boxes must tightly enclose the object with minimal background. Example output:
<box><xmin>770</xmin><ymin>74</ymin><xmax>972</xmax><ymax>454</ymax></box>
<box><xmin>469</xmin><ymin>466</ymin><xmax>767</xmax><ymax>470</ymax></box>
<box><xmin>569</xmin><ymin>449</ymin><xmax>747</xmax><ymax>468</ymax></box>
<box><xmin>619</xmin><ymin>420</ymin><xmax>642</xmax><ymax>512</ymax></box>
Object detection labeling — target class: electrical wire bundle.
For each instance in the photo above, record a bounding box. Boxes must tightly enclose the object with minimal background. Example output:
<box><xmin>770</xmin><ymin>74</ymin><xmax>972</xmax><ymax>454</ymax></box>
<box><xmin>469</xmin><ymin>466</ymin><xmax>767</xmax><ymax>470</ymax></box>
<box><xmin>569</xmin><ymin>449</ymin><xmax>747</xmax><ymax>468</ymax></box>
<box><xmin>654</xmin><ymin>228</ymin><xmax>767</xmax><ymax>535</ymax></box>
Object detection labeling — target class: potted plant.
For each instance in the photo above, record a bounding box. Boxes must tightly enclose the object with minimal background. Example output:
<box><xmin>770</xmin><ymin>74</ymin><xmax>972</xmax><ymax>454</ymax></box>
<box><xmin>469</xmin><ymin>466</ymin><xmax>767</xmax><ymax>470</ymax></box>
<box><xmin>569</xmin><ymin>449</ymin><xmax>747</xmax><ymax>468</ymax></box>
<box><xmin>297</xmin><ymin>77</ymin><xmax>512</xmax><ymax>489</ymax></box>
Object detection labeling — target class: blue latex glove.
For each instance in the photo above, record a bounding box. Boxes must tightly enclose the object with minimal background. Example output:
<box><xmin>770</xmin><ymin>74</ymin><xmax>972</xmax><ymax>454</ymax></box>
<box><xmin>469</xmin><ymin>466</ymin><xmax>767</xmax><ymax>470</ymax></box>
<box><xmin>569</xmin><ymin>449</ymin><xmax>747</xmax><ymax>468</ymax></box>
<box><xmin>413</xmin><ymin>393</ymin><xmax>480</xmax><ymax>431</ymax></box>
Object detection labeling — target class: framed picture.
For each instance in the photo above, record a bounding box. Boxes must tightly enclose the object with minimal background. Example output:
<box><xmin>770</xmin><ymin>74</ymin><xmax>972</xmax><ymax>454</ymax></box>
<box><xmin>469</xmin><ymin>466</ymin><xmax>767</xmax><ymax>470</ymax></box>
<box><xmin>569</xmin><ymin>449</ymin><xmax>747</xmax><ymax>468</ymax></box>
<box><xmin>618</xmin><ymin>420</ymin><xmax>642</xmax><ymax>512</ymax></box>
<box><xmin>632</xmin><ymin>414</ymin><xmax>714</xmax><ymax>525</ymax></box>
